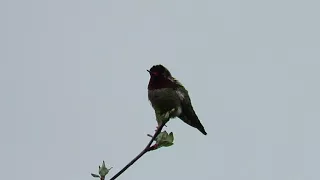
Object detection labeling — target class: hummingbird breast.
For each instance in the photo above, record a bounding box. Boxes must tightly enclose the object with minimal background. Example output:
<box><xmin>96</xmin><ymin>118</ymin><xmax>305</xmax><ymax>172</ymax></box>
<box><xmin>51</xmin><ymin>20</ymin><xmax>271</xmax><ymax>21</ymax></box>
<box><xmin>148</xmin><ymin>88</ymin><xmax>182</xmax><ymax>117</ymax></box>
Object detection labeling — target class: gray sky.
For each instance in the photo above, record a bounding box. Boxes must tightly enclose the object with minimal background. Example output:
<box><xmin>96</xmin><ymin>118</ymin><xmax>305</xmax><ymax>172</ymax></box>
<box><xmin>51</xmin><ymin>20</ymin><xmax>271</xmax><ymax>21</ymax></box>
<box><xmin>1</xmin><ymin>0</ymin><xmax>320</xmax><ymax>180</ymax></box>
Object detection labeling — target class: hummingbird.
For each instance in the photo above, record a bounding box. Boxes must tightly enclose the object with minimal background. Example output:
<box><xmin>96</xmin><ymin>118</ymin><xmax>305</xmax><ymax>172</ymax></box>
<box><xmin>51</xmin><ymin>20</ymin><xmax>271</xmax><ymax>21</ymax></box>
<box><xmin>147</xmin><ymin>64</ymin><xmax>207</xmax><ymax>135</ymax></box>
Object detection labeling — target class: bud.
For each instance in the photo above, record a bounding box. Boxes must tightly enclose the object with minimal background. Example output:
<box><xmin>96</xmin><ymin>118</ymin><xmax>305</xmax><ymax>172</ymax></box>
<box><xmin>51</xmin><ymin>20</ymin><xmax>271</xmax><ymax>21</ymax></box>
<box><xmin>91</xmin><ymin>161</ymin><xmax>112</xmax><ymax>178</ymax></box>
<box><xmin>99</xmin><ymin>161</ymin><xmax>112</xmax><ymax>177</ymax></box>
<box><xmin>149</xmin><ymin>131</ymin><xmax>174</xmax><ymax>151</ymax></box>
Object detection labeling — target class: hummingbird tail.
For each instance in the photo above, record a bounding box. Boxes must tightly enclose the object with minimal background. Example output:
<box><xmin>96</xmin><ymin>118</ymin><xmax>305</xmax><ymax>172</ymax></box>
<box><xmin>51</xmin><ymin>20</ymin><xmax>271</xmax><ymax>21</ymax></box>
<box><xmin>196</xmin><ymin>122</ymin><xmax>207</xmax><ymax>135</ymax></box>
<box><xmin>179</xmin><ymin>114</ymin><xmax>207</xmax><ymax>135</ymax></box>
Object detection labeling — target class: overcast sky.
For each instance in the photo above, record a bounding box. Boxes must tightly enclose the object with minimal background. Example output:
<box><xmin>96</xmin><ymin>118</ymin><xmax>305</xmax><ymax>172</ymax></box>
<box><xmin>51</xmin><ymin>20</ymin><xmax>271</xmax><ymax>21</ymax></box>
<box><xmin>1</xmin><ymin>0</ymin><xmax>320</xmax><ymax>180</ymax></box>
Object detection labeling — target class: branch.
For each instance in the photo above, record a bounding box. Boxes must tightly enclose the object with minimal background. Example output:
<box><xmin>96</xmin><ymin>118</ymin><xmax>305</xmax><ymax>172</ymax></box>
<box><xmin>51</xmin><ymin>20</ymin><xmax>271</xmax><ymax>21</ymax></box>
<box><xmin>109</xmin><ymin>123</ymin><xmax>166</xmax><ymax>180</ymax></box>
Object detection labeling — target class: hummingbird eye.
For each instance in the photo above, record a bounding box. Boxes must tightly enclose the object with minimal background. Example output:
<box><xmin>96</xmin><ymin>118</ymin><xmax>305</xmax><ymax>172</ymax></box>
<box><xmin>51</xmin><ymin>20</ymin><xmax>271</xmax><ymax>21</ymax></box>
<box><xmin>151</xmin><ymin>71</ymin><xmax>159</xmax><ymax>76</ymax></box>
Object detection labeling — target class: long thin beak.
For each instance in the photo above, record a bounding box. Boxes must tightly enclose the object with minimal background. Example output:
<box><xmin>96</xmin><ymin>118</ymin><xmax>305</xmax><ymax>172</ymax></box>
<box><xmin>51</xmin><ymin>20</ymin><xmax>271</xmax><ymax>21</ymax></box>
<box><xmin>147</xmin><ymin>69</ymin><xmax>150</xmax><ymax>73</ymax></box>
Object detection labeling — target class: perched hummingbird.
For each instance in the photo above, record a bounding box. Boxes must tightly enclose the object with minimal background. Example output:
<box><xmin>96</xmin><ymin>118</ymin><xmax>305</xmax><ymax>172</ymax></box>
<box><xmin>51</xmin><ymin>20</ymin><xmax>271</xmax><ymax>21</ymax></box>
<box><xmin>147</xmin><ymin>64</ymin><xmax>207</xmax><ymax>135</ymax></box>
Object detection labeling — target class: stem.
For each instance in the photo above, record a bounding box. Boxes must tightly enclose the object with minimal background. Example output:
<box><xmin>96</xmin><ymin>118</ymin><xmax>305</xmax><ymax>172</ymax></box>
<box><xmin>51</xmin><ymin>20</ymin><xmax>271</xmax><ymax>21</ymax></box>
<box><xmin>110</xmin><ymin>123</ymin><xmax>166</xmax><ymax>180</ymax></box>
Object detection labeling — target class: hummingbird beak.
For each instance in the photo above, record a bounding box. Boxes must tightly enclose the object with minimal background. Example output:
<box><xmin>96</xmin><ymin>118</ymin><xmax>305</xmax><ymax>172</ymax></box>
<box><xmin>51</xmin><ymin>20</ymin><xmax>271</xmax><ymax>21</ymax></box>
<box><xmin>147</xmin><ymin>69</ymin><xmax>158</xmax><ymax>76</ymax></box>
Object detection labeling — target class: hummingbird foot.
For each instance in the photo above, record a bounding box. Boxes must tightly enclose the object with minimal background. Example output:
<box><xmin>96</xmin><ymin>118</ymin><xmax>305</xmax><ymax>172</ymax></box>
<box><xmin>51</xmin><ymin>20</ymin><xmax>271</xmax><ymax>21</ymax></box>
<box><xmin>155</xmin><ymin>124</ymin><xmax>167</xmax><ymax>132</ymax></box>
<box><xmin>163</xmin><ymin>111</ymin><xmax>170</xmax><ymax>119</ymax></box>
<box><xmin>162</xmin><ymin>108</ymin><xmax>176</xmax><ymax>119</ymax></box>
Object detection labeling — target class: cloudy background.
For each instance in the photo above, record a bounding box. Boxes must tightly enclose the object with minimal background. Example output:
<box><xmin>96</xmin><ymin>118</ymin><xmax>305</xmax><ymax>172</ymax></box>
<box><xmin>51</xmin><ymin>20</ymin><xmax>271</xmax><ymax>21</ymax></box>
<box><xmin>1</xmin><ymin>0</ymin><xmax>319</xmax><ymax>180</ymax></box>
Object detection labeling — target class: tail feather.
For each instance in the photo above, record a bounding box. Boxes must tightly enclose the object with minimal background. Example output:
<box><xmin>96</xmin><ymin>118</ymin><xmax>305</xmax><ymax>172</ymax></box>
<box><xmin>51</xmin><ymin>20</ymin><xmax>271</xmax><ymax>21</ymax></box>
<box><xmin>196</xmin><ymin>121</ymin><xmax>207</xmax><ymax>135</ymax></box>
<box><xmin>179</xmin><ymin>114</ymin><xmax>207</xmax><ymax>135</ymax></box>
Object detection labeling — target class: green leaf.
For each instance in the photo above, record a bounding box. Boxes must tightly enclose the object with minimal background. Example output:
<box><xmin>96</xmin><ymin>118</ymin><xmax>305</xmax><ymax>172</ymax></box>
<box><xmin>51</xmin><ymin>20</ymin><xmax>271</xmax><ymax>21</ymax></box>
<box><xmin>168</xmin><ymin>132</ymin><xmax>174</xmax><ymax>142</ymax></box>
<box><xmin>155</xmin><ymin>131</ymin><xmax>174</xmax><ymax>148</ymax></box>
<box><xmin>155</xmin><ymin>131</ymin><xmax>167</xmax><ymax>143</ymax></box>
<box><xmin>98</xmin><ymin>161</ymin><xmax>112</xmax><ymax>177</ymax></box>
<box><xmin>91</xmin><ymin>173</ymin><xmax>100</xmax><ymax>178</ymax></box>
<box><xmin>160</xmin><ymin>141</ymin><xmax>174</xmax><ymax>147</ymax></box>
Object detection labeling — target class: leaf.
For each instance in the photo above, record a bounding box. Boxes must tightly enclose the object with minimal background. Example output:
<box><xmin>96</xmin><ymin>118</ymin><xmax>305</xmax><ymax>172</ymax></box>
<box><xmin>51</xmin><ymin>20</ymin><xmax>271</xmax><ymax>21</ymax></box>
<box><xmin>168</xmin><ymin>132</ymin><xmax>174</xmax><ymax>142</ymax></box>
<box><xmin>155</xmin><ymin>131</ymin><xmax>168</xmax><ymax>143</ymax></box>
<box><xmin>91</xmin><ymin>173</ymin><xmax>100</xmax><ymax>178</ymax></box>
<box><xmin>98</xmin><ymin>161</ymin><xmax>112</xmax><ymax>177</ymax></box>
<box><xmin>154</xmin><ymin>131</ymin><xmax>174</xmax><ymax>149</ymax></box>
<box><xmin>160</xmin><ymin>141</ymin><xmax>174</xmax><ymax>147</ymax></box>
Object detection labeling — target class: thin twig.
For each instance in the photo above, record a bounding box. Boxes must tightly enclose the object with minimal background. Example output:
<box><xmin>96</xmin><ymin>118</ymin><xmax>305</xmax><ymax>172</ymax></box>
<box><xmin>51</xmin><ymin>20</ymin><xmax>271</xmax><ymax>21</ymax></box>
<box><xmin>109</xmin><ymin>123</ymin><xmax>166</xmax><ymax>180</ymax></box>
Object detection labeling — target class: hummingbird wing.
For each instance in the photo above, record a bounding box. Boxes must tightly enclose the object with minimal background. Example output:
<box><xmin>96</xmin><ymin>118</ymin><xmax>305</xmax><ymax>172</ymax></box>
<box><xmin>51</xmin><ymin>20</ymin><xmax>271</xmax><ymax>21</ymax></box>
<box><xmin>174</xmin><ymin>83</ymin><xmax>207</xmax><ymax>135</ymax></box>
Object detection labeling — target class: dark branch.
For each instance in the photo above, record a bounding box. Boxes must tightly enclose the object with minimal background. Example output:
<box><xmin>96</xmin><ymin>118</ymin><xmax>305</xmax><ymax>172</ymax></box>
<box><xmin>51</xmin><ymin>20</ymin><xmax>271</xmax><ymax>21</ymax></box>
<box><xmin>109</xmin><ymin>123</ymin><xmax>166</xmax><ymax>180</ymax></box>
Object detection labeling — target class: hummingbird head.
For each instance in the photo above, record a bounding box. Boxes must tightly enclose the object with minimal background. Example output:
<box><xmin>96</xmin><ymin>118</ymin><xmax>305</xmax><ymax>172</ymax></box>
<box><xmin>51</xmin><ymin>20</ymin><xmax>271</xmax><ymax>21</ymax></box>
<box><xmin>147</xmin><ymin>65</ymin><xmax>176</xmax><ymax>90</ymax></box>
<box><xmin>147</xmin><ymin>64</ymin><xmax>172</xmax><ymax>78</ymax></box>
